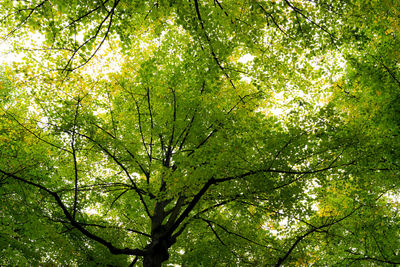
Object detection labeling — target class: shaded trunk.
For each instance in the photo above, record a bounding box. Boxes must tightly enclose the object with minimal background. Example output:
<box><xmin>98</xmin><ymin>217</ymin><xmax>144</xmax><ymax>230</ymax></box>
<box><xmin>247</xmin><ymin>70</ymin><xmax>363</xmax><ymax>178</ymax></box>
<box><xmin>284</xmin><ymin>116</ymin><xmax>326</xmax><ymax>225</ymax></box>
<box><xmin>142</xmin><ymin>239</ymin><xmax>170</xmax><ymax>267</ymax></box>
<box><xmin>143</xmin><ymin>198</ymin><xmax>172</xmax><ymax>267</ymax></box>
<box><xmin>143</xmin><ymin>253</ymin><xmax>168</xmax><ymax>267</ymax></box>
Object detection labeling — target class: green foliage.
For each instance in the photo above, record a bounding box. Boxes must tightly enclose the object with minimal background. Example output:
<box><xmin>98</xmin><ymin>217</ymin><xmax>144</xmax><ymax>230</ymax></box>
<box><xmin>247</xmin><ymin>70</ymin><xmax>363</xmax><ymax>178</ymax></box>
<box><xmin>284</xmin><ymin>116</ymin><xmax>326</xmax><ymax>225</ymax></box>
<box><xmin>1</xmin><ymin>0</ymin><xmax>400</xmax><ymax>266</ymax></box>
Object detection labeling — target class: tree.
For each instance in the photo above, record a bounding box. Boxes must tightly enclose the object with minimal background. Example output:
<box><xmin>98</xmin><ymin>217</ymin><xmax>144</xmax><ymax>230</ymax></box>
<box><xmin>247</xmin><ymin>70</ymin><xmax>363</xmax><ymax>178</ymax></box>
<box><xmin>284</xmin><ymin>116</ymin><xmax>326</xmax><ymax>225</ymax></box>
<box><xmin>1</xmin><ymin>0</ymin><xmax>400</xmax><ymax>266</ymax></box>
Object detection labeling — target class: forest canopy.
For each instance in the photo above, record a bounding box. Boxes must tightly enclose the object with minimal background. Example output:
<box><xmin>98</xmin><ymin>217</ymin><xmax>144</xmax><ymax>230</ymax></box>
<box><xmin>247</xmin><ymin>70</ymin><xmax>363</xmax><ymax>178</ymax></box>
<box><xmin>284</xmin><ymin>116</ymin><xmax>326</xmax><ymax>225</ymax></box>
<box><xmin>1</xmin><ymin>0</ymin><xmax>400</xmax><ymax>266</ymax></box>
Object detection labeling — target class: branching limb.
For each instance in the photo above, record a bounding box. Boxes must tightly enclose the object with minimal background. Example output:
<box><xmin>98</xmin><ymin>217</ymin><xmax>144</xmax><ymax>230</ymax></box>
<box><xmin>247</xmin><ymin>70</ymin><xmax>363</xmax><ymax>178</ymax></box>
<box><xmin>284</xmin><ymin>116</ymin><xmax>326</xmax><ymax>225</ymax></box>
<box><xmin>193</xmin><ymin>0</ymin><xmax>239</xmax><ymax>92</ymax></box>
<box><xmin>256</xmin><ymin>1</ymin><xmax>293</xmax><ymax>39</ymax></box>
<box><xmin>73</xmin><ymin>131</ymin><xmax>153</xmax><ymax>217</ymax></box>
<box><xmin>104</xmin><ymin>188</ymin><xmax>129</xmax><ymax>216</ymax></box>
<box><xmin>166</xmin><ymin>178</ymin><xmax>215</xmax><ymax>236</ymax></box>
<box><xmin>214</xmin><ymin>164</ymin><xmax>340</xmax><ymax>184</ymax></box>
<box><xmin>175</xmin><ymin>81</ymin><xmax>205</xmax><ymax>152</ymax></box>
<box><xmin>275</xmin><ymin>207</ymin><xmax>361</xmax><ymax>266</ymax></box>
<box><xmin>128</xmin><ymin>256</ymin><xmax>139</xmax><ymax>267</ymax></box>
<box><xmin>283</xmin><ymin>0</ymin><xmax>336</xmax><ymax>44</ymax></box>
<box><xmin>1</xmin><ymin>107</ymin><xmax>72</xmax><ymax>154</ymax></box>
<box><xmin>202</xmin><ymin>218</ymin><xmax>226</xmax><ymax>246</ymax></box>
<box><xmin>71</xmin><ymin>98</ymin><xmax>81</xmax><ymax>219</ymax></box>
<box><xmin>146</xmin><ymin>87</ymin><xmax>154</xmax><ymax>171</ymax></box>
<box><xmin>0</xmin><ymin>169</ymin><xmax>146</xmax><ymax>256</ymax></box>
<box><xmin>376</xmin><ymin>56</ymin><xmax>400</xmax><ymax>88</ymax></box>
<box><xmin>186</xmin><ymin>92</ymin><xmax>260</xmax><ymax>156</ymax></box>
<box><xmin>164</xmin><ymin>88</ymin><xmax>177</xmax><ymax>168</ymax></box>
<box><xmin>131</xmin><ymin>92</ymin><xmax>151</xmax><ymax>160</ymax></box>
<box><xmin>199</xmin><ymin>217</ymin><xmax>279</xmax><ymax>251</ymax></box>
<box><xmin>45</xmin><ymin>215</ymin><xmax>151</xmax><ymax>237</ymax></box>
<box><xmin>2</xmin><ymin>0</ymin><xmax>48</xmax><ymax>41</ymax></box>
<box><xmin>63</xmin><ymin>0</ymin><xmax>111</xmax><ymax>29</ymax></box>
<box><xmin>62</xmin><ymin>0</ymin><xmax>120</xmax><ymax>72</ymax></box>
<box><xmin>344</xmin><ymin>251</ymin><xmax>400</xmax><ymax>265</ymax></box>
<box><xmin>166</xmin><ymin>195</ymin><xmax>186</xmax><ymax>228</ymax></box>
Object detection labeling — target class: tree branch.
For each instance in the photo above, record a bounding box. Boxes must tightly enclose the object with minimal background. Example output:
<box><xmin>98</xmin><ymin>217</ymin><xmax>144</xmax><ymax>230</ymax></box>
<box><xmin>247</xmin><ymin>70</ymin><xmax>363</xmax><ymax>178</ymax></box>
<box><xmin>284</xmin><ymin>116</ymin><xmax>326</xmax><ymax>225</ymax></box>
<box><xmin>71</xmin><ymin>98</ymin><xmax>81</xmax><ymax>219</ymax></box>
<box><xmin>0</xmin><ymin>169</ymin><xmax>146</xmax><ymax>256</ymax></box>
<box><xmin>73</xmin><ymin>131</ymin><xmax>152</xmax><ymax>217</ymax></box>
<box><xmin>275</xmin><ymin>207</ymin><xmax>361</xmax><ymax>266</ymax></box>
<box><xmin>62</xmin><ymin>0</ymin><xmax>120</xmax><ymax>72</ymax></box>
<box><xmin>166</xmin><ymin>178</ymin><xmax>215</xmax><ymax>236</ymax></box>
<box><xmin>2</xmin><ymin>0</ymin><xmax>48</xmax><ymax>41</ymax></box>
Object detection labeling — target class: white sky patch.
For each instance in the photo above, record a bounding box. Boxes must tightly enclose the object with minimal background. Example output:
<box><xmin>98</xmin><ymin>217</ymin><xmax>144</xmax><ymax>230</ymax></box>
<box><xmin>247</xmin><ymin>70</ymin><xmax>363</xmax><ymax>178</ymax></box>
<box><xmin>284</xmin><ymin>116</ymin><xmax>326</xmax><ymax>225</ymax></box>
<box><xmin>238</xmin><ymin>54</ymin><xmax>255</xmax><ymax>83</ymax></box>
<box><xmin>240</xmin><ymin>75</ymin><xmax>252</xmax><ymax>83</ymax></box>
<box><xmin>83</xmin><ymin>204</ymin><xmax>101</xmax><ymax>216</ymax></box>
<box><xmin>0</xmin><ymin>32</ymin><xmax>47</xmax><ymax>65</ymax></box>
<box><xmin>262</xmin><ymin>216</ymin><xmax>289</xmax><ymax>238</ymax></box>
<box><xmin>238</xmin><ymin>53</ymin><xmax>255</xmax><ymax>64</ymax></box>
<box><xmin>385</xmin><ymin>191</ymin><xmax>400</xmax><ymax>204</ymax></box>
<box><xmin>0</xmin><ymin>40</ymin><xmax>23</xmax><ymax>65</ymax></box>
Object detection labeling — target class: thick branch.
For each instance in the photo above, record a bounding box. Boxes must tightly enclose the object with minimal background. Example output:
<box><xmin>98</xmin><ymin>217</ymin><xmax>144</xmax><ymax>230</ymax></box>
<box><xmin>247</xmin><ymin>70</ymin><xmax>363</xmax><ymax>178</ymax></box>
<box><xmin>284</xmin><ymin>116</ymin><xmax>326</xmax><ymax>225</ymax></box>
<box><xmin>0</xmin><ymin>169</ymin><xmax>146</xmax><ymax>256</ymax></box>
<box><xmin>166</xmin><ymin>178</ymin><xmax>215</xmax><ymax>236</ymax></box>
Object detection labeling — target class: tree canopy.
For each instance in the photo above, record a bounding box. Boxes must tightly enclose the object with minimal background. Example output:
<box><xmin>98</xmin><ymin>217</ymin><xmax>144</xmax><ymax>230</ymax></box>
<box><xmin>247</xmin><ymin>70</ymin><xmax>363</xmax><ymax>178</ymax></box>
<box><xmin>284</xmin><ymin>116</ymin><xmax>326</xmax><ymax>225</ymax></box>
<box><xmin>1</xmin><ymin>0</ymin><xmax>400</xmax><ymax>266</ymax></box>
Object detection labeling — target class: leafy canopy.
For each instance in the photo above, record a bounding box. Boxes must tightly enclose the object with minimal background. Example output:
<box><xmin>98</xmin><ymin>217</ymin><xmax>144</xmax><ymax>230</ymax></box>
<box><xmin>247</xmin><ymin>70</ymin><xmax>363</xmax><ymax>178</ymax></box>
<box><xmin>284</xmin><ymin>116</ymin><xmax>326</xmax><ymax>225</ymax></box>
<box><xmin>1</xmin><ymin>0</ymin><xmax>400</xmax><ymax>266</ymax></box>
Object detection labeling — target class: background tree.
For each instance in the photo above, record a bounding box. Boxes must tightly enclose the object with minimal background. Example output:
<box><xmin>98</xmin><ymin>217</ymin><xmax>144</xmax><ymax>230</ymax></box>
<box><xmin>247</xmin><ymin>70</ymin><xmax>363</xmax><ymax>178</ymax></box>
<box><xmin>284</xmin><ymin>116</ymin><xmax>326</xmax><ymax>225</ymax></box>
<box><xmin>1</xmin><ymin>0</ymin><xmax>400</xmax><ymax>266</ymax></box>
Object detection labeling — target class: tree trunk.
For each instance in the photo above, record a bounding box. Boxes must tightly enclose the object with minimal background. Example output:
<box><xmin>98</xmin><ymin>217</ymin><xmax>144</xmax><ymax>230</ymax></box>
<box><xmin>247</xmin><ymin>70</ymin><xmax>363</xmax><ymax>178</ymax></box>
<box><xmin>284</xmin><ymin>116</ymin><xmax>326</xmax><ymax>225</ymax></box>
<box><xmin>142</xmin><ymin>242</ymin><xmax>170</xmax><ymax>267</ymax></box>
<box><xmin>142</xmin><ymin>253</ymin><xmax>167</xmax><ymax>267</ymax></box>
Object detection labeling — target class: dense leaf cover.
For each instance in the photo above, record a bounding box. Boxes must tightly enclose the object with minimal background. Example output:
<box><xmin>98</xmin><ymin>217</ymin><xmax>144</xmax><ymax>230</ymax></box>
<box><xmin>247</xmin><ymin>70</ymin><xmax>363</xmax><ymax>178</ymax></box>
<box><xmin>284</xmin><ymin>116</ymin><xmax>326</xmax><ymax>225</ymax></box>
<box><xmin>0</xmin><ymin>0</ymin><xmax>400</xmax><ymax>266</ymax></box>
